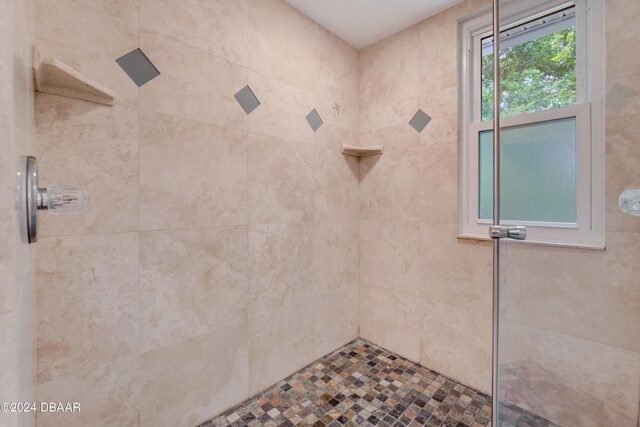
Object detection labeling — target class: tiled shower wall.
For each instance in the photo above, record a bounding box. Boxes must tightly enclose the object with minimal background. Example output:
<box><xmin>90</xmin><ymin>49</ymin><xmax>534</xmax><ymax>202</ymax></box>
<box><xmin>358</xmin><ymin>0</ymin><xmax>493</xmax><ymax>394</ymax></box>
<box><xmin>0</xmin><ymin>0</ymin><xmax>36</xmax><ymax>426</ymax></box>
<box><xmin>357</xmin><ymin>0</ymin><xmax>640</xmax><ymax>426</ymax></box>
<box><xmin>34</xmin><ymin>1</ymin><xmax>359</xmax><ymax>426</ymax></box>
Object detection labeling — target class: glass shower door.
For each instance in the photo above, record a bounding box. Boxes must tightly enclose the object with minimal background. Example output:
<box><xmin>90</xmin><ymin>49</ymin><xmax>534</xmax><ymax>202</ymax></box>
<box><xmin>493</xmin><ymin>0</ymin><xmax>640</xmax><ymax>426</ymax></box>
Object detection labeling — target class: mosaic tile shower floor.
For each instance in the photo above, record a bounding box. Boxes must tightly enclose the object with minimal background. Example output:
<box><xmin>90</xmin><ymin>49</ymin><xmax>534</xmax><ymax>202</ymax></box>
<box><xmin>199</xmin><ymin>339</ymin><xmax>555</xmax><ymax>427</ymax></box>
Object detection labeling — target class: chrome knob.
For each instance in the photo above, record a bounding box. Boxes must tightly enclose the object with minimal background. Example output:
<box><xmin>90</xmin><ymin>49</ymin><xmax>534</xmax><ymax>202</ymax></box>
<box><xmin>20</xmin><ymin>156</ymin><xmax>88</xmax><ymax>244</ymax></box>
<box><xmin>489</xmin><ymin>225</ymin><xmax>527</xmax><ymax>240</ymax></box>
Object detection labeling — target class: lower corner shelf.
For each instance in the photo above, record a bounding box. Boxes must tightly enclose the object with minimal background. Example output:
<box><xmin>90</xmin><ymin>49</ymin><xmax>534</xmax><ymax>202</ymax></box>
<box><xmin>341</xmin><ymin>144</ymin><xmax>383</xmax><ymax>157</ymax></box>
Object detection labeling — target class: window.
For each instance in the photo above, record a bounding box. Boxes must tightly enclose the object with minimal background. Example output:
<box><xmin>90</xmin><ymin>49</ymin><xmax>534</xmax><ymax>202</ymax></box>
<box><xmin>458</xmin><ymin>0</ymin><xmax>604</xmax><ymax>248</ymax></box>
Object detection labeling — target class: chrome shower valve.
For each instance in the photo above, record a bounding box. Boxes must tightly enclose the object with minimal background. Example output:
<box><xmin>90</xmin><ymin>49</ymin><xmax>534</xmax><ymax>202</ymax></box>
<box><xmin>19</xmin><ymin>156</ymin><xmax>88</xmax><ymax>243</ymax></box>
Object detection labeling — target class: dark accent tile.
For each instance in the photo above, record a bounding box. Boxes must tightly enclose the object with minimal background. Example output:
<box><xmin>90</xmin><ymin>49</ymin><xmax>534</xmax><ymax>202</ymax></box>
<box><xmin>233</xmin><ymin>85</ymin><xmax>260</xmax><ymax>114</ymax></box>
<box><xmin>115</xmin><ymin>48</ymin><xmax>160</xmax><ymax>87</ymax></box>
<box><xmin>409</xmin><ymin>109</ymin><xmax>432</xmax><ymax>133</ymax></box>
<box><xmin>306</xmin><ymin>108</ymin><xmax>323</xmax><ymax>132</ymax></box>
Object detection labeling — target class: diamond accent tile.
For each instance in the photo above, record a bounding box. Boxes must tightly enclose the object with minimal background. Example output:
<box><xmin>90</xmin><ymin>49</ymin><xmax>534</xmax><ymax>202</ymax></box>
<box><xmin>234</xmin><ymin>85</ymin><xmax>261</xmax><ymax>115</ymax></box>
<box><xmin>409</xmin><ymin>109</ymin><xmax>432</xmax><ymax>133</ymax></box>
<box><xmin>305</xmin><ymin>108</ymin><xmax>323</xmax><ymax>132</ymax></box>
<box><xmin>115</xmin><ymin>48</ymin><xmax>160</xmax><ymax>87</ymax></box>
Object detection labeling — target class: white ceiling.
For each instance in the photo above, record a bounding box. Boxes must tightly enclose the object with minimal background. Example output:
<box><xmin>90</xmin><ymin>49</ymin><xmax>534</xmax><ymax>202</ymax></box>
<box><xmin>285</xmin><ymin>0</ymin><xmax>464</xmax><ymax>49</ymax></box>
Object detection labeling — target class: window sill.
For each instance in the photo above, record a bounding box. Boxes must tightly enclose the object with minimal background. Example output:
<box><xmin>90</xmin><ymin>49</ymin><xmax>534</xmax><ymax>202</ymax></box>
<box><xmin>456</xmin><ymin>233</ymin><xmax>606</xmax><ymax>251</ymax></box>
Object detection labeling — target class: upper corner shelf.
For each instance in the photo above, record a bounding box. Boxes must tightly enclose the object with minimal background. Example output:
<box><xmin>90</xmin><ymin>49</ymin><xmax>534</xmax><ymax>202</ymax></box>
<box><xmin>33</xmin><ymin>48</ymin><xmax>115</xmax><ymax>105</ymax></box>
<box><xmin>341</xmin><ymin>144</ymin><xmax>383</xmax><ymax>157</ymax></box>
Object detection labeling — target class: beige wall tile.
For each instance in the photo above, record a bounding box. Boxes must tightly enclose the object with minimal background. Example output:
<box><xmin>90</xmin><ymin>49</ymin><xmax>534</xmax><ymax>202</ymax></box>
<box><xmin>249</xmin><ymin>301</ymin><xmax>316</xmax><ymax>395</ymax></box>
<box><xmin>36</xmin><ymin>93</ymin><xmax>139</xmax><ymax>236</ymax></box>
<box><xmin>315</xmin><ymin>148</ymin><xmax>360</xmax><ymax>221</ymax></box>
<box><xmin>419</xmin><ymin>143</ymin><xmax>459</xmax><ymax>224</ymax></box>
<box><xmin>419</xmin><ymin>223</ymin><xmax>492</xmax><ymax>303</ymax></box>
<box><xmin>36</xmin><ymin>233</ymin><xmax>139</xmax><ymax>384</ymax></box>
<box><xmin>316</xmin><ymin>27</ymin><xmax>360</xmax><ymax>109</ymax></box>
<box><xmin>139</xmin><ymin>30</ymin><xmax>247</xmax><ymax>130</ymax></box>
<box><xmin>140</xmin><ymin>227</ymin><xmax>248</xmax><ymax>352</ymax></box>
<box><xmin>140</xmin><ymin>0</ymin><xmax>248</xmax><ymax>65</ymax></box>
<box><xmin>502</xmin><ymin>322</ymin><xmax>640</xmax><ymax>427</ymax></box>
<box><xmin>360</xmin><ymin>124</ymin><xmax>420</xmax><ymax>151</ymax></box>
<box><xmin>419</xmin><ymin>299</ymin><xmax>492</xmax><ymax>394</ymax></box>
<box><xmin>248</xmin><ymin>223</ymin><xmax>315</xmax><ymax>319</ymax></box>
<box><xmin>418</xmin><ymin>6</ymin><xmax>460</xmax><ymax>95</ymax></box>
<box><xmin>36</xmin><ymin>356</ymin><xmax>140</xmax><ymax>427</ymax></box>
<box><xmin>139</xmin><ymin>111</ymin><xmax>247</xmax><ymax>230</ymax></box>
<box><xmin>360</xmin><ymin>148</ymin><xmax>422</xmax><ymax>221</ymax></box>
<box><xmin>504</xmin><ymin>231</ymin><xmax>640</xmax><ymax>353</ymax></box>
<box><xmin>315</xmin><ymin>220</ymin><xmax>359</xmax><ymax>294</ymax></box>
<box><xmin>315</xmin><ymin>97</ymin><xmax>360</xmax><ymax>132</ymax></box>
<box><xmin>248</xmin><ymin>71</ymin><xmax>315</xmax><ymax>117</ymax></box>
<box><xmin>359</xmin><ymin>284</ymin><xmax>429</xmax><ymax>362</ymax></box>
<box><xmin>359</xmin><ymin>97</ymin><xmax>419</xmax><ymax>133</ymax></box>
<box><xmin>248</xmin><ymin>133</ymin><xmax>317</xmax><ymax>224</ymax></box>
<box><xmin>406</xmin><ymin>223</ymin><xmax>491</xmax><ymax>392</ymax></box>
<box><xmin>360</xmin><ymin>25</ymin><xmax>420</xmax><ymax>109</ymax></box>
<box><xmin>606</xmin><ymin>113</ymin><xmax>640</xmax><ymax>233</ymax></box>
<box><xmin>248</xmin><ymin>106</ymin><xmax>315</xmax><ymax>145</ymax></box>
<box><xmin>419</xmin><ymin>114</ymin><xmax>458</xmax><ymax>146</ymax></box>
<box><xmin>314</xmin><ymin>287</ymin><xmax>359</xmax><ymax>357</ymax></box>
<box><xmin>315</xmin><ymin>123</ymin><xmax>359</xmax><ymax>152</ymax></box>
<box><xmin>140</xmin><ymin>322</ymin><xmax>249</xmax><ymax>427</ymax></box>
<box><xmin>36</xmin><ymin>1</ymin><xmax>139</xmax><ymax>108</ymax></box>
<box><xmin>606</xmin><ymin>0</ymin><xmax>640</xmax><ymax>80</ymax></box>
<box><xmin>247</xmin><ymin>0</ymin><xmax>320</xmax><ymax>94</ymax></box>
<box><xmin>247</xmin><ymin>69</ymin><xmax>360</xmax><ymax>135</ymax></box>
<box><xmin>420</xmin><ymin>86</ymin><xmax>457</xmax><ymax>119</ymax></box>
<box><xmin>35</xmin><ymin>0</ymin><xmax>136</xmax><ymax>57</ymax></box>
<box><xmin>606</xmin><ymin>74</ymin><xmax>640</xmax><ymax>118</ymax></box>
<box><xmin>359</xmin><ymin>220</ymin><xmax>421</xmax><ymax>295</ymax></box>
<box><xmin>72</xmin><ymin>0</ymin><xmax>140</xmax><ymax>25</ymax></box>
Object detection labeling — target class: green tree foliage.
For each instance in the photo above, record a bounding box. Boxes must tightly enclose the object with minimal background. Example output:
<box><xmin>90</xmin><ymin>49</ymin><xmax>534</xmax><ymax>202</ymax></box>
<box><xmin>481</xmin><ymin>27</ymin><xmax>576</xmax><ymax>121</ymax></box>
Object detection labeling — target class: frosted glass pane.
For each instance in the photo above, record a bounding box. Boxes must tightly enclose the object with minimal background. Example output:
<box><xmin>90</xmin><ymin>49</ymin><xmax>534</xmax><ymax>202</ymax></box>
<box><xmin>479</xmin><ymin>117</ymin><xmax>577</xmax><ymax>222</ymax></box>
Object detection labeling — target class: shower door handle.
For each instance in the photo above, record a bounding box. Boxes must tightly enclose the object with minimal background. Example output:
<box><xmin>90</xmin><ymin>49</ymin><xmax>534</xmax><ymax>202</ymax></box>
<box><xmin>489</xmin><ymin>225</ymin><xmax>527</xmax><ymax>240</ymax></box>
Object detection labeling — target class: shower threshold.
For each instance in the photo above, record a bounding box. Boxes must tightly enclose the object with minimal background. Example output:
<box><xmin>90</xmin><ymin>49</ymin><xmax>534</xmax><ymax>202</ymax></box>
<box><xmin>198</xmin><ymin>339</ymin><xmax>556</xmax><ymax>427</ymax></box>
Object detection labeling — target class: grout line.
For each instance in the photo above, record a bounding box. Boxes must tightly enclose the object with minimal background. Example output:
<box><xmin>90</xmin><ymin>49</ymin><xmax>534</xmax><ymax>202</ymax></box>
<box><xmin>65</xmin><ymin>0</ymin><xmax>136</xmax><ymax>27</ymax></box>
<box><xmin>357</xmin><ymin>152</ymin><xmax>362</xmax><ymax>338</ymax></box>
<box><xmin>35</xmin><ymin>353</ymin><xmax>140</xmax><ymax>388</ymax></box>
<box><xmin>244</xmin><ymin>0</ymin><xmax>251</xmax><ymax>372</ymax></box>
<box><xmin>137</xmin><ymin>0</ymin><xmax>142</xmax><ymax>365</ymax></box>
<box><xmin>38</xmin><ymin>229</ymin><xmax>141</xmax><ymax>239</ymax></box>
<box><xmin>38</xmin><ymin>218</ymin><xmax>363</xmax><ymax>239</ymax></box>
<box><xmin>138</xmin><ymin>27</ymin><xmax>247</xmax><ymax>70</ymax></box>
<box><xmin>138</xmin><ymin>101</ymin><xmax>356</xmax><ymax>136</ymax></box>
<box><xmin>139</xmin><ymin>26</ymin><xmax>359</xmax><ymax>114</ymax></box>
<box><xmin>505</xmin><ymin>318</ymin><xmax>640</xmax><ymax>356</ymax></box>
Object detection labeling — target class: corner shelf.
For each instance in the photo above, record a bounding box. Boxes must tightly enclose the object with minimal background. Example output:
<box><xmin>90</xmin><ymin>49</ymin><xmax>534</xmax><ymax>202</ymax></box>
<box><xmin>341</xmin><ymin>144</ymin><xmax>383</xmax><ymax>157</ymax></box>
<box><xmin>33</xmin><ymin>48</ymin><xmax>115</xmax><ymax>105</ymax></box>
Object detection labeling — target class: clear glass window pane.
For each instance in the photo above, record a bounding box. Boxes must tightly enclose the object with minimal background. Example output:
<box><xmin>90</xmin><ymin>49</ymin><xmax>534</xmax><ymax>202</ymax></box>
<box><xmin>478</xmin><ymin>117</ymin><xmax>577</xmax><ymax>222</ymax></box>
<box><xmin>481</xmin><ymin>7</ymin><xmax>577</xmax><ymax>121</ymax></box>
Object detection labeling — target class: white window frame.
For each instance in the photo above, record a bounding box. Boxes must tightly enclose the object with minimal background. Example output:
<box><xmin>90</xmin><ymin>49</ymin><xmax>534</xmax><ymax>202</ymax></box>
<box><xmin>458</xmin><ymin>0</ymin><xmax>605</xmax><ymax>249</ymax></box>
